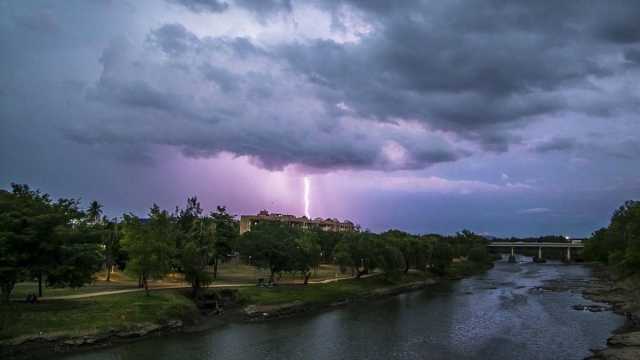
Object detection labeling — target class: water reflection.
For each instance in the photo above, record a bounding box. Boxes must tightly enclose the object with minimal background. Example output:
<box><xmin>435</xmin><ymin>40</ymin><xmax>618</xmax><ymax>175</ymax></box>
<box><xmin>59</xmin><ymin>255</ymin><xmax>625</xmax><ymax>360</ymax></box>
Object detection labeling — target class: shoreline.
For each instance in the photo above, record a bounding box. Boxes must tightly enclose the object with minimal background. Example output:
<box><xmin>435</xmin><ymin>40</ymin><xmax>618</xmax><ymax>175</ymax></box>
<box><xmin>0</xmin><ymin>261</ymin><xmax>496</xmax><ymax>359</ymax></box>
<box><xmin>581</xmin><ymin>263</ymin><xmax>640</xmax><ymax>360</ymax></box>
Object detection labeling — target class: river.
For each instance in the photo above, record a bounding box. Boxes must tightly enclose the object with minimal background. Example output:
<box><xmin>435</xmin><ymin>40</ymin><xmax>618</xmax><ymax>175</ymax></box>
<box><xmin>59</xmin><ymin>255</ymin><xmax>626</xmax><ymax>360</ymax></box>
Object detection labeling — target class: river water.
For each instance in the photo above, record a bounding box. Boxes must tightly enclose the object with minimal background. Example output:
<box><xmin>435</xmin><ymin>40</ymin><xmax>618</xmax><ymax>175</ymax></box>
<box><xmin>60</xmin><ymin>255</ymin><xmax>626</xmax><ymax>360</ymax></box>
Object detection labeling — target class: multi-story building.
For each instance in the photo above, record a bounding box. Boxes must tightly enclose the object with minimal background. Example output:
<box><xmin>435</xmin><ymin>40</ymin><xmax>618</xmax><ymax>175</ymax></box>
<box><xmin>239</xmin><ymin>210</ymin><xmax>355</xmax><ymax>235</ymax></box>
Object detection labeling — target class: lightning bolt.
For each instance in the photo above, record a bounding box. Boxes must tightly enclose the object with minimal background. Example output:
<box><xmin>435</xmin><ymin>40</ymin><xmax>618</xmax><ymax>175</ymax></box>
<box><xmin>304</xmin><ymin>177</ymin><xmax>310</xmax><ymax>218</ymax></box>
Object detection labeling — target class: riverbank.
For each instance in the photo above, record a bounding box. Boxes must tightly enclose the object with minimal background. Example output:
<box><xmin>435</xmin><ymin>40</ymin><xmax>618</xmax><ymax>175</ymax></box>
<box><xmin>0</xmin><ymin>260</ymin><xmax>494</xmax><ymax>359</ymax></box>
<box><xmin>583</xmin><ymin>263</ymin><xmax>640</xmax><ymax>360</ymax></box>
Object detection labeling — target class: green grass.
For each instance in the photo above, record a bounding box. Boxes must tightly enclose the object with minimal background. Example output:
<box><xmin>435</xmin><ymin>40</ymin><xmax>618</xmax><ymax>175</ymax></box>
<box><xmin>0</xmin><ymin>289</ymin><xmax>195</xmax><ymax>341</ymax></box>
<box><xmin>234</xmin><ymin>271</ymin><xmax>435</xmax><ymax>306</ymax></box>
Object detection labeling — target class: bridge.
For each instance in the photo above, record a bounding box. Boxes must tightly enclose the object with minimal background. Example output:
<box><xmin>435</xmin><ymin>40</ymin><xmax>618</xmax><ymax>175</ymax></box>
<box><xmin>486</xmin><ymin>242</ymin><xmax>584</xmax><ymax>263</ymax></box>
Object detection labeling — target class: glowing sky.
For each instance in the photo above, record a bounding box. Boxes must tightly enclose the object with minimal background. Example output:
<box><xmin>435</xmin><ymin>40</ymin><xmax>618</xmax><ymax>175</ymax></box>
<box><xmin>1</xmin><ymin>0</ymin><xmax>639</xmax><ymax>237</ymax></box>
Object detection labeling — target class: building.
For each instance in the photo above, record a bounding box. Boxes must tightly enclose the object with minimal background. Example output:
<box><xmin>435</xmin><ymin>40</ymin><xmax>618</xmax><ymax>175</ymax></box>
<box><xmin>239</xmin><ymin>210</ymin><xmax>355</xmax><ymax>235</ymax></box>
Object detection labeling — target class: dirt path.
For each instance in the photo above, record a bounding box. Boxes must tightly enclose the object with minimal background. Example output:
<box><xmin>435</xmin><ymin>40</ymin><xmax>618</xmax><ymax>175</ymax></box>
<box><xmin>37</xmin><ymin>273</ymin><xmax>369</xmax><ymax>300</ymax></box>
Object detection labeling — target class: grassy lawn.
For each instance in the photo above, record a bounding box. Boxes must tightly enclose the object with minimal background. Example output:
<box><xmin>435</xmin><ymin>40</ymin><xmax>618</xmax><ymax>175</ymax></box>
<box><xmin>234</xmin><ymin>271</ymin><xmax>435</xmax><ymax>306</ymax></box>
<box><xmin>0</xmin><ymin>289</ymin><xmax>195</xmax><ymax>341</ymax></box>
<box><xmin>212</xmin><ymin>259</ymin><xmax>349</xmax><ymax>285</ymax></box>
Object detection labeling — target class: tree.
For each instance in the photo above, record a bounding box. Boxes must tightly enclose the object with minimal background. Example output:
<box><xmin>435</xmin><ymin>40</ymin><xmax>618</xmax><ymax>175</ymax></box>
<box><xmin>175</xmin><ymin>196</ymin><xmax>203</xmax><ymax>255</ymax></box>
<box><xmin>121</xmin><ymin>205</ymin><xmax>177</xmax><ymax>295</ymax></box>
<box><xmin>467</xmin><ymin>244</ymin><xmax>488</xmax><ymax>264</ymax></box>
<box><xmin>333</xmin><ymin>231</ymin><xmax>378</xmax><ymax>279</ymax></box>
<box><xmin>0</xmin><ymin>184</ymin><xmax>102</xmax><ymax>303</ymax></box>
<box><xmin>103</xmin><ymin>217</ymin><xmax>122</xmax><ymax>282</ymax></box>
<box><xmin>210</xmin><ymin>206</ymin><xmax>238</xmax><ymax>279</ymax></box>
<box><xmin>294</xmin><ymin>231</ymin><xmax>321</xmax><ymax>284</ymax></box>
<box><xmin>183</xmin><ymin>217</ymin><xmax>216</xmax><ymax>296</ymax></box>
<box><xmin>431</xmin><ymin>238</ymin><xmax>454</xmax><ymax>275</ymax></box>
<box><xmin>87</xmin><ymin>200</ymin><xmax>103</xmax><ymax>223</ymax></box>
<box><xmin>238</xmin><ymin>222</ymin><xmax>300</xmax><ymax>285</ymax></box>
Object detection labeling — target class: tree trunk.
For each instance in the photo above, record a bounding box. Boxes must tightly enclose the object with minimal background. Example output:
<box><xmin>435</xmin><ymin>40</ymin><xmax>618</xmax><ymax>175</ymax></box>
<box><xmin>138</xmin><ymin>274</ymin><xmax>143</xmax><ymax>288</ymax></box>
<box><xmin>38</xmin><ymin>272</ymin><xmax>43</xmax><ymax>297</ymax></box>
<box><xmin>303</xmin><ymin>272</ymin><xmax>311</xmax><ymax>285</ymax></box>
<box><xmin>105</xmin><ymin>250</ymin><xmax>112</xmax><ymax>282</ymax></box>
<box><xmin>404</xmin><ymin>260</ymin><xmax>410</xmax><ymax>274</ymax></box>
<box><xmin>143</xmin><ymin>275</ymin><xmax>149</xmax><ymax>296</ymax></box>
<box><xmin>213</xmin><ymin>258</ymin><xmax>218</xmax><ymax>279</ymax></box>
<box><xmin>1</xmin><ymin>279</ymin><xmax>16</xmax><ymax>305</ymax></box>
<box><xmin>268</xmin><ymin>272</ymin><xmax>275</xmax><ymax>286</ymax></box>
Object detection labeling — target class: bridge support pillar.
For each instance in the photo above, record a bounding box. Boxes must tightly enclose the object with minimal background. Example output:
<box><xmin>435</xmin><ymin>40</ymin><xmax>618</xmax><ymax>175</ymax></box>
<box><xmin>508</xmin><ymin>246</ymin><xmax>516</xmax><ymax>263</ymax></box>
<box><xmin>565</xmin><ymin>247</ymin><xmax>571</xmax><ymax>262</ymax></box>
<box><xmin>533</xmin><ymin>247</ymin><xmax>546</xmax><ymax>263</ymax></box>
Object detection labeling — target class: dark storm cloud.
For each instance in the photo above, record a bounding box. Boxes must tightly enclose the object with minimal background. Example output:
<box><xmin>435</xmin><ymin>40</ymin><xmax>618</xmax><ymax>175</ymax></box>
<box><xmin>168</xmin><ymin>0</ymin><xmax>229</xmax><ymax>13</ymax></box>
<box><xmin>146</xmin><ymin>23</ymin><xmax>199</xmax><ymax>56</ymax></box>
<box><xmin>234</xmin><ymin>0</ymin><xmax>292</xmax><ymax>16</ymax></box>
<box><xmin>55</xmin><ymin>1</ymin><xmax>640</xmax><ymax>172</ymax></box>
<box><xmin>200</xmin><ymin>63</ymin><xmax>243</xmax><ymax>93</ymax></box>
<box><xmin>528</xmin><ymin>137</ymin><xmax>577</xmax><ymax>153</ymax></box>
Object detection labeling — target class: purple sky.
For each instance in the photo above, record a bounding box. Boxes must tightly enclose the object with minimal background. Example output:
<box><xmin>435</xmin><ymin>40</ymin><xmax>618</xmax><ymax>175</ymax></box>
<box><xmin>1</xmin><ymin>0</ymin><xmax>639</xmax><ymax>237</ymax></box>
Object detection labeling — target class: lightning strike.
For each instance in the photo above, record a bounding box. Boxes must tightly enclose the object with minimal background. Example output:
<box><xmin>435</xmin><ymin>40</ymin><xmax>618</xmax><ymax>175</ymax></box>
<box><xmin>304</xmin><ymin>177</ymin><xmax>310</xmax><ymax>218</ymax></box>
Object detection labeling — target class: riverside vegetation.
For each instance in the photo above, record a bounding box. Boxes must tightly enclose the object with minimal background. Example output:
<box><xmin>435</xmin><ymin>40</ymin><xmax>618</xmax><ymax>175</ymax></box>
<box><xmin>0</xmin><ymin>183</ymin><xmax>637</xmax><ymax>358</ymax></box>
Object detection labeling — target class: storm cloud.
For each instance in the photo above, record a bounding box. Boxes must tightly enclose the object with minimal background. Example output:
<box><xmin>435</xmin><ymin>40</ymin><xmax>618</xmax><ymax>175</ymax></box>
<box><xmin>38</xmin><ymin>0</ymin><xmax>637</xmax><ymax>173</ymax></box>
<box><xmin>1</xmin><ymin>0</ymin><xmax>639</xmax><ymax>236</ymax></box>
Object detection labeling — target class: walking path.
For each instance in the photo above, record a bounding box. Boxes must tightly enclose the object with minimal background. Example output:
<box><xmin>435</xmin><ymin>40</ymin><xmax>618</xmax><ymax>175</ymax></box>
<box><xmin>38</xmin><ymin>273</ymin><xmax>370</xmax><ymax>300</ymax></box>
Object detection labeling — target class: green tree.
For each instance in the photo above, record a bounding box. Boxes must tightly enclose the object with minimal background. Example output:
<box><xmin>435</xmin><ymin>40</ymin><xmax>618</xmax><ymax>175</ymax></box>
<box><xmin>0</xmin><ymin>184</ymin><xmax>102</xmax><ymax>303</ymax></box>
<box><xmin>210</xmin><ymin>206</ymin><xmax>238</xmax><ymax>279</ymax></box>
<box><xmin>121</xmin><ymin>205</ymin><xmax>177</xmax><ymax>295</ymax></box>
<box><xmin>294</xmin><ymin>231</ymin><xmax>321</xmax><ymax>284</ymax></box>
<box><xmin>238</xmin><ymin>222</ymin><xmax>300</xmax><ymax>285</ymax></box>
<box><xmin>467</xmin><ymin>244</ymin><xmax>488</xmax><ymax>264</ymax></box>
<box><xmin>431</xmin><ymin>238</ymin><xmax>454</xmax><ymax>275</ymax></box>
<box><xmin>87</xmin><ymin>200</ymin><xmax>103</xmax><ymax>223</ymax></box>
<box><xmin>333</xmin><ymin>231</ymin><xmax>378</xmax><ymax>279</ymax></box>
<box><xmin>183</xmin><ymin>217</ymin><xmax>216</xmax><ymax>296</ymax></box>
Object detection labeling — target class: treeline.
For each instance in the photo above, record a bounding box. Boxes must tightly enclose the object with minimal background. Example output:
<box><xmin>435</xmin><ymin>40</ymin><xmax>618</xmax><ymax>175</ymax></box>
<box><xmin>239</xmin><ymin>225</ymin><xmax>493</xmax><ymax>286</ymax></box>
<box><xmin>581</xmin><ymin>200</ymin><xmax>640</xmax><ymax>281</ymax></box>
<box><xmin>0</xmin><ymin>183</ymin><xmax>495</xmax><ymax>304</ymax></box>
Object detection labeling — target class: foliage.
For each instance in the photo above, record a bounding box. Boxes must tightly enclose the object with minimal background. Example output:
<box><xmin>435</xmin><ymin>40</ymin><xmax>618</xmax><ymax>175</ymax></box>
<box><xmin>430</xmin><ymin>238</ymin><xmax>454</xmax><ymax>275</ymax></box>
<box><xmin>580</xmin><ymin>200</ymin><xmax>640</xmax><ymax>282</ymax></box>
<box><xmin>293</xmin><ymin>230</ymin><xmax>321</xmax><ymax>284</ymax></box>
<box><xmin>209</xmin><ymin>206</ymin><xmax>238</xmax><ymax>279</ymax></box>
<box><xmin>467</xmin><ymin>244</ymin><xmax>489</xmax><ymax>264</ymax></box>
<box><xmin>182</xmin><ymin>217</ymin><xmax>216</xmax><ymax>296</ymax></box>
<box><xmin>238</xmin><ymin>221</ymin><xmax>302</xmax><ymax>285</ymax></box>
<box><xmin>333</xmin><ymin>231</ymin><xmax>379</xmax><ymax>278</ymax></box>
<box><xmin>87</xmin><ymin>200</ymin><xmax>103</xmax><ymax>223</ymax></box>
<box><xmin>120</xmin><ymin>205</ymin><xmax>177</xmax><ymax>295</ymax></box>
<box><xmin>0</xmin><ymin>184</ymin><xmax>102</xmax><ymax>304</ymax></box>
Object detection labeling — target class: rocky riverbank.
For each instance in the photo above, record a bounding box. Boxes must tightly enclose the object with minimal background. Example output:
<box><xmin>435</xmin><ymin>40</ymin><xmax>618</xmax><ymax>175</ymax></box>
<box><xmin>583</xmin><ymin>263</ymin><xmax>640</xmax><ymax>360</ymax></box>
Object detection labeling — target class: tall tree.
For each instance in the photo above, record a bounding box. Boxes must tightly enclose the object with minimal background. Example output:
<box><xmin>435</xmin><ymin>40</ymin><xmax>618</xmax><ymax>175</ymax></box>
<box><xmin>87</xmin><ymin>200</ymin><xmax>103</xmax><ymax>223</ymax></box>
<box><xmin>121</xmin><ymin>205</ymin><xmax>177</xmax><ymax>295</ymax></box>
<box><xmin>210</xmin><ymin>206</ymin><xmax>237</xmax><ymax>279</ymax></box>
<box><xmin>0</xmin><ymin>184</ymin><xmax>102</xmax><ymax>303</ymax></box>
<box><xmin>294</xmin><ymin>231</ymin><xmax>321</xmax><ymax>284</ymax></box>
<box><xmin>183</xmin><ymin>217</ymin><xmax>216</xmax><ymax>296</ymax></box>
<box><xmin>103</xmin><ymin>217</ymin><xmax>121</xmax><ymax>282</ymax></box>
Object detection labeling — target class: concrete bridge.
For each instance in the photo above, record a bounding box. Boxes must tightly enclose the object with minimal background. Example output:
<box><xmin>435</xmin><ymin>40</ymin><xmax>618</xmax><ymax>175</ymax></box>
<box><xmin>486</xmin><ymin>242</ymin><xmax>584</xmax><ymax>263</ymax></box>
